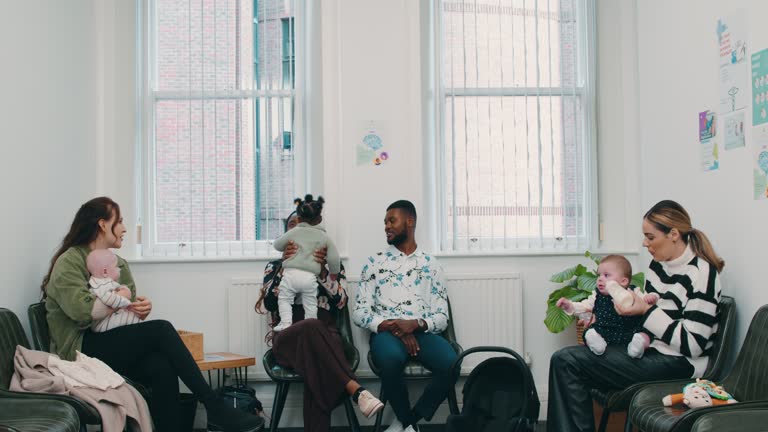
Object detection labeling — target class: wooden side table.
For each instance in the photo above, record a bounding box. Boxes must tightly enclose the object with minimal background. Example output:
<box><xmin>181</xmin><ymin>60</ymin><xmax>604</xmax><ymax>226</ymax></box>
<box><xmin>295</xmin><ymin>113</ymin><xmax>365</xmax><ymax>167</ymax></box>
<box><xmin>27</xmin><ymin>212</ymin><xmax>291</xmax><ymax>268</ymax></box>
<box><xmin>196</xmin><ymin>352</ymin><xmax>256</xmax><ymax>388</ymax></box>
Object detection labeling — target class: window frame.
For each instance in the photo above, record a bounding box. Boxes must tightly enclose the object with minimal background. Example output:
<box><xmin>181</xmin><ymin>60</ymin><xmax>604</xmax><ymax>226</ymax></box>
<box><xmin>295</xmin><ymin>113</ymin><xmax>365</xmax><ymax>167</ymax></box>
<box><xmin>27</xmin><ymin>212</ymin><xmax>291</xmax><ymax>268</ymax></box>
<box><xmin>136</xmin><ymin>0</ymin><xmax>308</xmax><ymax>259</ymax></box>
<box><xmin>431</xmin><ymin>0</ymin><xmax>599</xmax><ymax>253</ymax></box>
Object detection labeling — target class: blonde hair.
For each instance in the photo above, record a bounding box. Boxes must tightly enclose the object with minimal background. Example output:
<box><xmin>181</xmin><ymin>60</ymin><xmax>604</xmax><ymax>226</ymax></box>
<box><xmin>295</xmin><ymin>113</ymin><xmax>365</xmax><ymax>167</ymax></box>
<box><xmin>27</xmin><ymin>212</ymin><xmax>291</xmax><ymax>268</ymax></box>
<box><xmin>644</xmin><ymin>200</ymin><xmax>725</xmax><ymax>272</ymax></box>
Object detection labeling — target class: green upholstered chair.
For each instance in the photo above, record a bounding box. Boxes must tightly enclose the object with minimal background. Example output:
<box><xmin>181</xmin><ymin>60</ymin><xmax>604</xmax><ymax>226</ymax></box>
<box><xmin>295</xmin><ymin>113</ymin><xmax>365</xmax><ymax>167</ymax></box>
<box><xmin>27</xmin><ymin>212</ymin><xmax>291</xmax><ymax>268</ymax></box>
<box><xmin>627</xmin><ymin>302</ymin><xmax>768</xmax><ymax>432</ymax></box>
<box><xmin>27</xmin><ymin>302</ymin><xmax>152</xmax><ymax>405</ymax></box>
<box><xmin>367</xmin><ymin>299</ymin><xmax>462</xmax><ymax>432</ymax></box>
<box><xmin>592</xmin><ymin>295</ymin><xmax>736</xmax><ymax>432</ymax></box>
<box><xmin>27</xmin><ymin>302</ymin><xmax>51</xmax><ymax>352</ymax></box>
<box><xmin>0</xmin><ymin>398</ymin><xmax>80</xmax><ymax>432</ymax></box>
<box><xmin>690</xmin><ymin>408</ymin><xmax>768</xmax><ymax>432</ymax></box>
<box><xmin>0</xmin><ymin>307</ymin><xmax>100</xmax><ymax>431</ymax></box>
<box><xmin>262</xmin><ymin>305</ymin><xmax>361</xmax><ymax>432</ymax></box>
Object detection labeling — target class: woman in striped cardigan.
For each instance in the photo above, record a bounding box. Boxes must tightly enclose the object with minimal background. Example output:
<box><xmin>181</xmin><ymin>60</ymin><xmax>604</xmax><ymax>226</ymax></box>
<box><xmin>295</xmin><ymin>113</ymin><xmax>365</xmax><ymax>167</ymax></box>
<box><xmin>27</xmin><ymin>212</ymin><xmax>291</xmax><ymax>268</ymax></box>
<box><xmin>547</xmin><ymin>200</ymin><xmax>725</xmax><ymax>432</ymax></box>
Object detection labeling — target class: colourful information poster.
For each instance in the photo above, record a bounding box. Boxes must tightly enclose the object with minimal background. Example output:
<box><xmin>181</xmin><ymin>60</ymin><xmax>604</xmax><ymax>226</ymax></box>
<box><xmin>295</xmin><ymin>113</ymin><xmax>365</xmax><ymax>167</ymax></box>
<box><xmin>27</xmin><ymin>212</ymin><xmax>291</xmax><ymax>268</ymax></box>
<box><xmin>724</xmin><ymin>110</ymin><xmax>746</xmax><ymax>149</ymax></box>
<box><xmin>699</xmin><ymin>110</ymin><xmax>716</xmax><ymax>142</ymax></box>
<box><xmin>717</xmin><ymin>15</ymin><xmax>748</xmax><ymax>114</ymax></box>
<box><xmin>699</xmin><ymin>110</ymin><xmax>720</xmax><ymax>172</ymax></box>
<box><xmin>356</xmin><ymin>122</ymin><xmax>390</xmax><ymax>167</ymax></box>
<box><xmin>751</xmin><ymin>49</ymin><xmax>768</xmax><ymax>126</ymax></box>
<box><xmin>753</xmin><ymin>125</ymin><xmax>768</xmax><ymax>200</ymax></box>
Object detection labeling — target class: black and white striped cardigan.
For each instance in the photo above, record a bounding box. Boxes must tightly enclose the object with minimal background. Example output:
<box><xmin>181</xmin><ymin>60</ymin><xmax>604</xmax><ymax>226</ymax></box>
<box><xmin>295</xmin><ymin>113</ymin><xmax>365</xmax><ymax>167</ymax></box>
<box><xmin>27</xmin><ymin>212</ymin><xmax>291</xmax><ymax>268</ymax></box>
<box><xmin>643</xmin><ymin>246</ymin><xmax>722</xmax><ymax>377</ymax></box>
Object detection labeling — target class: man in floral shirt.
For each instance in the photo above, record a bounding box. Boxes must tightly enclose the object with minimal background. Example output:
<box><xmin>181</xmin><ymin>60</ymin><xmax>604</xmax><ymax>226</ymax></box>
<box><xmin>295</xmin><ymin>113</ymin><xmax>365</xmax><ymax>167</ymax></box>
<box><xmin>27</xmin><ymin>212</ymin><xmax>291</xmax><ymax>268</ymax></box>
<box><xmin>353</xmin><ymin>200</ymin><xmax>456</xmax><ymax>432</ymax></box>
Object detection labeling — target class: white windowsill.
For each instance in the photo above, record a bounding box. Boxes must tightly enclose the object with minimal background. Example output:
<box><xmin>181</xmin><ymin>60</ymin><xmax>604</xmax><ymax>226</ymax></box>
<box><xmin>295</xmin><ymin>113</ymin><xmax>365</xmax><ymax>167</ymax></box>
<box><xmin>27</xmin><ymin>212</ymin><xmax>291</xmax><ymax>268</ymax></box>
<box><xmin>122</xmin><ymin>249</ymin><xmax>641</xmax><ymax>264</ymax></box>
<box><xmin>433</xmin><ymin>248</ymin><xmax>642</xmax><ymax>258</ymax></box>
<box><xmin>124</xmin><ymin>253</ymin><xmax>352</xmax><ymax>265</ymax></box>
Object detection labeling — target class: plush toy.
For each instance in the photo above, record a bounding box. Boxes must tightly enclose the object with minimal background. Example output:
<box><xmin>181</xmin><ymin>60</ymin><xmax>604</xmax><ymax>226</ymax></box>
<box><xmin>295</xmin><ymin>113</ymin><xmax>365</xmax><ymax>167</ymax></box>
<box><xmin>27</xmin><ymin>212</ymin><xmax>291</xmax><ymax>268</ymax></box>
<box><xmin>662</xmin><ymin>379</ymin><xmax>737</xmax><ymax>408</ymax></box>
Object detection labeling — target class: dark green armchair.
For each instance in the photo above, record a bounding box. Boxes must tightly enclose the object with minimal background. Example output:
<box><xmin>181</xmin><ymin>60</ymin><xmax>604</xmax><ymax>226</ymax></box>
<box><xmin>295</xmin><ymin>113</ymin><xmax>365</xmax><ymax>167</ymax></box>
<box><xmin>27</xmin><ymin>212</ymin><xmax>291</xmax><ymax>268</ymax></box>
<box><xmin>0</xmin><ymin>397</ymin><xmax>81</xmax><ymax>432</ymax></box>
<box><xmin>0</xmin><ymin>307</ymin><xmax>100</xmax><ymax>431</ymax></box>
<box><xmin>367</xmin><ymin>299</ymin><xmax>462</xmax><ymax>432</ymax></box>
<box><xmin>262</xmin><ymin>305</ymin><xmax>361</xmax><ymax>432</ymax></box>
<box><xmin>27</xmin><ymin>302</ymin><xmax>51</xmax><ymax>352</ymax></box>
<box><xmin>690</xmin><ymin>408</ymin><xmax>768</xmax><ymax>432</ymax></box>
<box><xmin>627</xmin><ymin>303</ymin><xmax>768</xmax><ymax>432</ymax></box>
<box><xmin>27</xmin><ymin>302</ymin><xmax>152</xmax><ymax>405</ymax></box>
<box><xmin>592</xmin><ymin>295</ymin><xmax>736</xmax><ymax>432</ymax></box>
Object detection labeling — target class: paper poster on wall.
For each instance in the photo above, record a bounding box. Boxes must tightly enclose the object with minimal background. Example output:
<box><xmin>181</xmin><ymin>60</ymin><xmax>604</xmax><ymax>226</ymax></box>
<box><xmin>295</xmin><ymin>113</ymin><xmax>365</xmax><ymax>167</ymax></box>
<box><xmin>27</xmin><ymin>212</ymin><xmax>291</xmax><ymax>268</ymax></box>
<box><xmin>724</xmin><ymin>110</ymin><xmax>746</xmax><ymax>149</ymax></box>
<box><xmin>700</xmin><ymin>140</ymin><xmax>720</xmax><ymax>172</ymax></box>
<box><xmin>717</xmin><ymin>14</ymin><xmax>749</xmax><ymax>114</ymax></box>
<box><xmin>356</xmin><ymin>122</ymin><xmax>390</xmax><ymax>167</ymax></box>
<box><xmin>753</xmin><ymin>125</ymin><xmax>768</xmax><ymax>200</ymax></box>
<box><xmin>699</xmin><ymin>110</ymin><xmax>717</xmax><ymax>142</ymax></box>
<box><xmin>751</xmin><ymin>49</ymin><xmax>768</xmax><ymax>126</ymax></box>
<box><xmin>699</xmin><ymin>110</ymin><xmax>720</xmax><ymax>172</ymax></box>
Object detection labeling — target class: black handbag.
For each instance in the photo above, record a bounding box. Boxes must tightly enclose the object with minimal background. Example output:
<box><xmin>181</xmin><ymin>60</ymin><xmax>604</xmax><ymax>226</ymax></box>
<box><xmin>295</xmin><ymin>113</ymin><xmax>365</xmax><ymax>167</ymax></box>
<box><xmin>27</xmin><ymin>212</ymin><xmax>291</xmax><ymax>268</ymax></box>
<box><xmin>217</xmin><ymin>385</ymin><xmax>263</xmax><ymax>415</ymax></box>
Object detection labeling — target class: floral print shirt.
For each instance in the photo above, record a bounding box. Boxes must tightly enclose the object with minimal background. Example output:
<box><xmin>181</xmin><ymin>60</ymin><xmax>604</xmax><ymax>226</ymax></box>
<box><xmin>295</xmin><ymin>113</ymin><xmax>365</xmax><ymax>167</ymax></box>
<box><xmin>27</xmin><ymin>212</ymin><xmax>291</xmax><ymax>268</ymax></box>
<box><xmin>353</xmin><ymin>245</ymin><xmax>449</xmax><ymax>334</ymax></box>
<box><xmin>262</xmin><ymin>260</ymin><xmax>348</xmax><ymax>316</ymax></box>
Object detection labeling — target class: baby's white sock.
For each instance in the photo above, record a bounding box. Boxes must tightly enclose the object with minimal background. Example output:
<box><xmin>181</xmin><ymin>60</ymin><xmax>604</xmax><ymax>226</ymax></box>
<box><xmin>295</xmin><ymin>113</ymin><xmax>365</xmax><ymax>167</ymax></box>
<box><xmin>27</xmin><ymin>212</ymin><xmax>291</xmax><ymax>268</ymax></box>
<box><xmin>584</xmin><ymin>329</ymin><xmax>607</xmax><ymax>355</ymax></box>
<box><xmin>627</xmin><ymin>333</ymin><xmax>650</xmax><ymax>358</ymax></box>
<box><xmin>273</xmin><ymin>321</ymin><xmax>291</xmax><ymax>331</ymax></box>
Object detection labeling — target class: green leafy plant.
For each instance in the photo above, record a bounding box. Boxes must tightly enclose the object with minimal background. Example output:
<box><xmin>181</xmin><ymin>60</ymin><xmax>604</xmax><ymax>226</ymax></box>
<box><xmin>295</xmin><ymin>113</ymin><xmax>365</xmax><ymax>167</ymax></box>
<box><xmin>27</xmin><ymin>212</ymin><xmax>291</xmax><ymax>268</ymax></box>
<box><xmin>544</xmin><ymin>251</ymin><xmax>645</xmax><ymax>333</ymax></box>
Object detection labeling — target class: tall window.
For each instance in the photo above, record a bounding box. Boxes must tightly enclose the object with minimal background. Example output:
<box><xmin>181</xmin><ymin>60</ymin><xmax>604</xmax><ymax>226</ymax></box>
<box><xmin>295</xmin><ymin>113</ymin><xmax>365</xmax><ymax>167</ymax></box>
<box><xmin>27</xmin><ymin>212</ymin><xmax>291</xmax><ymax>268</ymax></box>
<box><xmin>437</xmin><ymin>0</ymin><xmax>596</xmax><ymax>252</ymax></box>
<box><xmin>141</xmin><ymin>0</ymin><xmax>300</xmax><ymax>257</ymax></box>
<box><xmin>281</xmin><ymin>17</ymin><xmax>295</xmax><ymax>90</ymax></box>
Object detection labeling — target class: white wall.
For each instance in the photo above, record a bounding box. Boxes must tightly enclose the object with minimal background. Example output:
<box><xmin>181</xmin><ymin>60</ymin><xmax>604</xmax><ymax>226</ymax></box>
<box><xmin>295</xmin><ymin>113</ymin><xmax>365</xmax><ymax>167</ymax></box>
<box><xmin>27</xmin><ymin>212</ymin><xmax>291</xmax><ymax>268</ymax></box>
<box><xmin>0</xmin><ymin>0</ymin><xmax>101</xmax><ymax>331</ymax></box>
<box><xmin>322</xmin><ymin>0</ymin><xmax>426</xmax><ymax>272</ymax></box>
<box><xmin>596</xmin><ymin>0</ymin><xmax>642</xmax><ymax>250</ymax></box>
<box><xmin>636</xmin><ymin>0</ymin><xmax>768</xmax><ymax>353</ymax></box>
<box><xmin>1</xmin><ymin>0</ymin><xmax>645</xmax><ymax>425</ymax></box>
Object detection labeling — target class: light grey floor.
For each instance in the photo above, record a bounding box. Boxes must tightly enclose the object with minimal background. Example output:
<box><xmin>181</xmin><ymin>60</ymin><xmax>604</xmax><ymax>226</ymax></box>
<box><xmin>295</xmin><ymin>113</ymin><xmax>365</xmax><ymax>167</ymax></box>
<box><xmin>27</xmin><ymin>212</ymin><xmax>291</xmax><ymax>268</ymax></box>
<box><xmin>228</xmin><ymin>423</ymin><xmax>547</xmax><ymax>431</ymax></box>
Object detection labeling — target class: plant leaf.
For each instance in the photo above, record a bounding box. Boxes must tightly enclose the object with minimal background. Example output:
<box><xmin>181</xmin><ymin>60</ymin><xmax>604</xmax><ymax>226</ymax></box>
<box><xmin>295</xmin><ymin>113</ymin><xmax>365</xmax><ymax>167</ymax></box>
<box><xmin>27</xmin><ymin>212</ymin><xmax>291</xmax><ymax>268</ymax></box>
<box><xmin>550</xmin><ymin>265</ymin><xmax>579</xmax><ymax>283</ymax></box>
<box><xmin>547</xmin><ymin>286</ymin><xmax>585</xmax><ymax>306</ymax></box>
<box><xmin>631</xmin><ymin>272</ymin><xmax>646</xmax><ymax>290</ymax></box>
<box><xmin>570</xmin><ymin>289</ymin><xmax>592</xmax><ymax>303</ymax></box>
<box><xmin>585</xmin><ymin>250</ymin><xmax>602</xmax><ymax>266</ymax></box>
<box><xmin>577</xmin><ymin>272</ymin><xmax>597</xmax><ymax>292</ymax></box>
<box><xmin>573</xmin><ymin>264</ymin><xmax>588</xmax><ymax>276</ymax></box>
<box><xmin>545</xmin><ymin>304</ymin><xmax>576</xmax><ymax>333</ymax></box>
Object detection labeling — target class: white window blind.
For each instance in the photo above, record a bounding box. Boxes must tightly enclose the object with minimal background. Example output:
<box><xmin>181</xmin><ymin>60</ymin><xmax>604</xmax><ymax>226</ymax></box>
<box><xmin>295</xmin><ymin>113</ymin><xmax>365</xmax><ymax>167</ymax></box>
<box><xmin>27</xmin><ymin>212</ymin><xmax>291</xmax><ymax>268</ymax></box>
<box><xmin>437</xmin><ymin>0</ymin><xmax>596</xmax><ymax>252</ymax></box>
<box><xmin>140</xmin><ymin>0</ymin><xmax>301</xmax><ymax>257</ymax></box>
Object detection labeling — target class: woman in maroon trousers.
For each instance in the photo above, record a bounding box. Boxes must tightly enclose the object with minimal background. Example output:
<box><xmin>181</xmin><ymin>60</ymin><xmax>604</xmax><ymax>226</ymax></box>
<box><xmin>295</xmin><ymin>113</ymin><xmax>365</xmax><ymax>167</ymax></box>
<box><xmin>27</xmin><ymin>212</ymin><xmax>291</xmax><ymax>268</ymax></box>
<box><xmin>255</xmin><ymin>210</ymin><xmax>383</xmax><ymax>432</ymax></box>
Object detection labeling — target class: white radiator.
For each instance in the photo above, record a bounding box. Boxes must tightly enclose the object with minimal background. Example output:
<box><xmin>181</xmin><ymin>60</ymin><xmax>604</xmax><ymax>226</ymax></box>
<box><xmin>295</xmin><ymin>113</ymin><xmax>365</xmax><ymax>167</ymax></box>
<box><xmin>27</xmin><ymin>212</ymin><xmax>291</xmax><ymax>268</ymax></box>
<box><xmin>443</xmin><ymin>273</ymin><xmax>525</xmax><ymax>373</ymax></box>
<box><xmin>227</xmin><ymin>277</ymin><xmax>272</xmax><ymax>380</ymax></box>
<box><xmin>227</xmin><ymin>272</ymin><xmax>524</xmax><ymax>380</ymax></box>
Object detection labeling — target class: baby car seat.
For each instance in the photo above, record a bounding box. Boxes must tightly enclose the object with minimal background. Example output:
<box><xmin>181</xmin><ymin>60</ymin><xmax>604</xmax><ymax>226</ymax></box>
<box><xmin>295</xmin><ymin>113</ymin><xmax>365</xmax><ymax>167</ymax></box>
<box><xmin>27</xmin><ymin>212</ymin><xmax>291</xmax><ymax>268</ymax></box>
<box><xmin>446</xmin><ymin>346</ymin><xmax>539</xmax><ymax>432</ymax></box>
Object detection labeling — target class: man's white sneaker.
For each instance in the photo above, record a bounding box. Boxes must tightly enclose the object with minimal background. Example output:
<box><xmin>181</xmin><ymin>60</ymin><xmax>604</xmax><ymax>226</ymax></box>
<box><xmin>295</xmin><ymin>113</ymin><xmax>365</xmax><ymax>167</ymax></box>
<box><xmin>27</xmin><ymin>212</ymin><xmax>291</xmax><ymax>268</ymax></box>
<box><xmin>384</xmin><ymin>418</ymin><xmax>404</xmax><ymax>432</ymax></box>
<box><xmin>356</xmin><ymin>390</ymin><xmax>384</xmax><ymax>418</ymax></box>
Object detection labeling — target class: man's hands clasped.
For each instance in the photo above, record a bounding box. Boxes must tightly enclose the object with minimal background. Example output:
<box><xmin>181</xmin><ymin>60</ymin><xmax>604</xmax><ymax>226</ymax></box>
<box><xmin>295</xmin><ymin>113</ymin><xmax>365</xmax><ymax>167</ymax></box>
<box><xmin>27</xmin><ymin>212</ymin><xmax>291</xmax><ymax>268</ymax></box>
<box><xmin>378</xmin><ymin>319</ymin><xmax>422</xmax><ymax>356</ymax></box>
